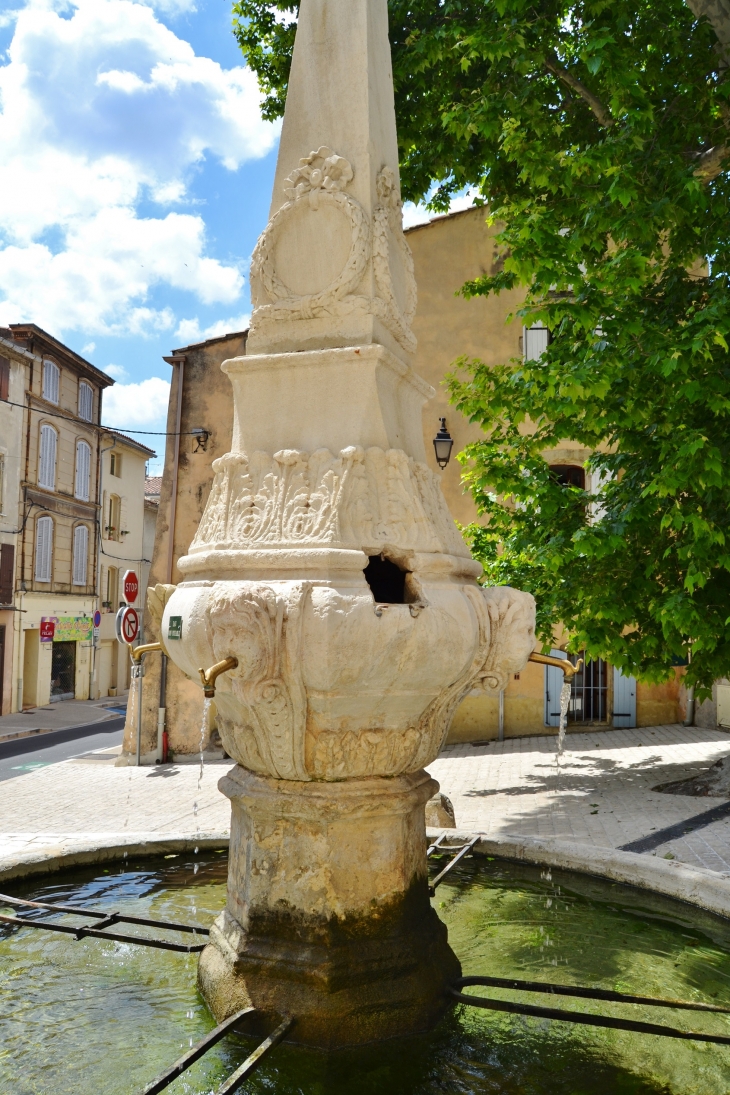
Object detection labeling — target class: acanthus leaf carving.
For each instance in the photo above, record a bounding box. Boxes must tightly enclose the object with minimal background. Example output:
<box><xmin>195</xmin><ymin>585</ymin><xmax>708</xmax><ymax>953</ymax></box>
<box><xmin>207</xmin><ymin>582</ymin><xmax>311</xmax><ymax>782</ymax></box>
<box><xmin>191</xmin><ymin>446</ymin><xmax>470</xmax><ymax>559</ymax></box>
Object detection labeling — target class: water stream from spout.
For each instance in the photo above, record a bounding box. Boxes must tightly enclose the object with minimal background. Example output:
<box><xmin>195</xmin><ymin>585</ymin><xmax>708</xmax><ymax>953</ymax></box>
<box><xmin>192</xmin><ymin>698</ymin><xmax>211</xmax><ymax>877</ymax></box>
<box><xmin>556</xmin><ymin>679</ymin><xmax>572</xmax><ymax>757</ymax></box>
<box><xmin>555</xmin><ymin>678</ymin><xmax>572</xmax><ymax>794</ymax></box>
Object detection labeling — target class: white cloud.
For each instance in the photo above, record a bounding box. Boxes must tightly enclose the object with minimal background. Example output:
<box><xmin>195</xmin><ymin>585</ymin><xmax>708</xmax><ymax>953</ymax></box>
<box><xmin>174</xmin><ymin>312</ymin><xmax>250</xmax><ymax>345</ymax></box>
<box><xmin>0</xmin><ymin>0</ymin><xmax>278</xmax><ymax>336</ymax></box>
<box><xmin>82</xmin><ymin>342</ymin><xmax>96</xmax><ymax>355</ymax></box>
<box><xmin>102</xmin><ymin>376</ymin><xmax>171</xmax><ymax>428</ymax></box>
<box><xmin>402</xmin><ymin>188</ymin><xmax>481</xmax><ymax>231</ymax></box>
<box><xmin>104</xmin><ymin>363</ymin><xmax>129</xmax><ymax>380</ymax></box>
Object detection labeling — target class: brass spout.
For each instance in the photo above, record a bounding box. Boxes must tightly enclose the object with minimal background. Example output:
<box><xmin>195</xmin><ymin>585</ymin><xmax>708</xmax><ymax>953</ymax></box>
<box><xmin>130</xmin><ymin>641</ymin><xmax>163</xmax><ymax>664</ymax></box>
<box><xmin>199</xmin><ymin>657</ymin><xmax>238</xmax><ymax>698</ymax></box>
<box><xmin>528</xmin><ymin>652</ymin><xmax>584</xmax><ymax>679</ymax></box>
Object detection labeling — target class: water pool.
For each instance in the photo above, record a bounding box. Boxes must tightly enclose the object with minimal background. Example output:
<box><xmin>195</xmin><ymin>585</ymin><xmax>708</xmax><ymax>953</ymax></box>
<box><xmin>2</xmin><ymin>851</ymin><xmax>730</xmax><ymax>1094</ymax></box>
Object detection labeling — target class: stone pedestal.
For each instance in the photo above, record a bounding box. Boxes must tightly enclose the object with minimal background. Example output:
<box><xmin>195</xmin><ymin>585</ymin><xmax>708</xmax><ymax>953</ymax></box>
<box><xmin>198</xmin><ymin>766</ymin><xmax>461</xmax><ymax>1047</ymax></box>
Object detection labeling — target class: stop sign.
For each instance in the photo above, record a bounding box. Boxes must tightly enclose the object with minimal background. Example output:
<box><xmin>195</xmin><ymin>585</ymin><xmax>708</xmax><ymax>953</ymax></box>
<box><xmin>123</xmin><ymin>570</ymin><xmax>139</xmax><ymax>604</ymax></box>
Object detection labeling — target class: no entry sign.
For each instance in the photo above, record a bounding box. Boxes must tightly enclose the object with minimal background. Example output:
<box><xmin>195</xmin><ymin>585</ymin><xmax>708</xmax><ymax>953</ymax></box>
<box><xmin>116</xmin><ymin>606</ymin><xmax>139</xmax><ymax>646</ymax></box>
<box><xmin>123</xmin><ymin>570</ymin><xmax>139</xmax><ymax>604</ymax></box>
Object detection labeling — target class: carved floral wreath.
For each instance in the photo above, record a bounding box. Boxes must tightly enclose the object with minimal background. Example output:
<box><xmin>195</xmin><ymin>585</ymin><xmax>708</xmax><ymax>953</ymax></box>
<box><xmin>250</xmin><ymin>146</ymin><xmax>370</xmax><ymax>319</ymax></box>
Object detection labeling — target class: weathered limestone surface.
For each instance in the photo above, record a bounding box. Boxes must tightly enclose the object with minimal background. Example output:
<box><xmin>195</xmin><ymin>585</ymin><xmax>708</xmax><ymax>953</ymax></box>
<box><xmin>198</xmin><ymin>768</ymin><xmax>459</xmax><ymax>1045</ymax></box>
<box><xmin>159</xmin><ymin>0</ymin><xmax>536</xmax><ymax>1047</ymax></box>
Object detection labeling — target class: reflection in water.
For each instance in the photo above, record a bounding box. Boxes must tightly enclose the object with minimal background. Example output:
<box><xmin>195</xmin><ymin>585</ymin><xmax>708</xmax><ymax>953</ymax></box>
<box><xmin>2</xmin><ymin>854</ymin><xmax>730</xmax><ymax>1093</ymax></box>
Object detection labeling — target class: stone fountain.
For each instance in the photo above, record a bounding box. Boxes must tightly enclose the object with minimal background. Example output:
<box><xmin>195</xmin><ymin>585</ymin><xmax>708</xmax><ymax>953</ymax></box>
<box><xmin>159</xmin><ymin>0</ymin><xmax>536</xmax><ymax>1049</ymax></box>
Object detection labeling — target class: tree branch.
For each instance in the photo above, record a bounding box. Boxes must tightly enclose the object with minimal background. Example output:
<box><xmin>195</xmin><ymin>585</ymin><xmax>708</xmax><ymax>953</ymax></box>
<box><xmin>544</xmin><ymin>52</ymin><xmax>615</xmax><ymax>128</ymax></box>
<box><xmin>694</xmin><ymin>142</ymin><xmax>730</xmax><ymax>178</ymax></box>
<box><xmin>684</xmin><ymin>0</ymin><xmax>730</xmax><ymax>66</ymax></box>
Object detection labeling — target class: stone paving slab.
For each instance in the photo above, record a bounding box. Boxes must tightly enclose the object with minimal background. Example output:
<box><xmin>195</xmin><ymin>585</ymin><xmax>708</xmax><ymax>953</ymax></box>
<box><xmin>427</xmin><ymin>723</ymin><xmax>730</xmax><ymax>872</ymax></box>
<box><xmin>0</xmin><ymin>755</ymin><xmax>231</xmax><ymax>877</ymax></box>
<box><xmin>3</xmin><ymin>723</ymin><xmax>730</xmax><ymax>887</ymax></box>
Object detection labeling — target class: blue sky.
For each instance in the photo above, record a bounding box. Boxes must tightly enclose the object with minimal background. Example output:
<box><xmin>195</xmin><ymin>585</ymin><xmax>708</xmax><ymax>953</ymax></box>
<box><xmin>0</xmin><ymin>0</ymin><xmax>282</xmax><ymax>471</ymax></box>
<box><xmin>0</xmin><ymin>0</ymin><xmax>448</xmax><ymax>472</ymax></box>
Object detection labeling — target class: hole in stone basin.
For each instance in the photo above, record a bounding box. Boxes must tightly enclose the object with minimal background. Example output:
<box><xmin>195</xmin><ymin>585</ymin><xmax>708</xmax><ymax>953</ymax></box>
<box><xmin>364</xmin><ymin>554</ymin><xmax>406</xmax><ymax>604</ymax></box>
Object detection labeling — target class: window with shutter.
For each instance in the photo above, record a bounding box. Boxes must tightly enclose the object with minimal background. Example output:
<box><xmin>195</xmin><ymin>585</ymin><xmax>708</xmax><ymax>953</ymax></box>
<box><xmin>35</xmin><ymin>516</ymin><xmax>53</xmax><ymax>583</ymax></box>
<box><xmin>72</xmin><ymin>525</ymin><xmax>89</xmax><ymax>586</ymax></box>
<box><xmin>0</xmin><ymin>356</ymin><xmax>9</xmax><ymax>402</ymax></box>
<box><xmin>0</xmin><ymin>543</ymin><xmax>14</xmax><ymax>604</ymax></box>
<box><xmin>38</xmin><ymin>425</ymin><xmax>57</xmax><ymax>490</ymax></box>
<box><xmin>78</xmin><ymin>381</ymin><xmax>93</xmax><ymax>421</ymax></box>
<box><xmin>75</xmin><ymin>440</ymin><xmax>91</xmax><ymax>501</ymax></box>
<box><xmin>107</xmin><ymin>494</ymin><xmax>121</xmax><ymax>541</ymax></box>
<box><xmin>42</xmin><ymin>360</ymin><xmax>59</xmax><ymax>404</ymax></box>
<box><xmin>106</xmin><ymin>566</ymin><xmax>118</xmax><ymax>608</ymax></box>
<box><xmin>523</xmin><ymin>323</ymin><xmax>550</xmax><ymax>361</ymax></box>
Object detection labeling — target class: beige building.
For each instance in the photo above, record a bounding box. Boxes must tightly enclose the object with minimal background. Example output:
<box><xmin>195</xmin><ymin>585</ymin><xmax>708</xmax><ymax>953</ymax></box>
<box><xmin>134</xmin><ymin>209</ymin><xmax>685</xmax><ymax>760</ymax></box>
<box><xmin>94</xmin><ymin>430</ymin><xmax>156</xmax><ymax>700</ymax></box>
<box><xmin>0</xmin><ymin>333</ymin><xmax>33</xmax><ymax>714</ymax></box>
<box><xmin>406</xmin><ymin>208</ymin><xmax>682</xmax><ymax>737</ymax></box>
<box><xmin>0</xmin><ymin>325</ymin><xmax>114</xmax><ymax>709</ymax></box>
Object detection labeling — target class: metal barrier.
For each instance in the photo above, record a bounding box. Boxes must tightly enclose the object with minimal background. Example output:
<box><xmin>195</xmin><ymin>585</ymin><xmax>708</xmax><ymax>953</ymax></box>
<box><xmin>450</xmin><ymin>975</ymin><xmax>730</xmax><ymax>1046</ymax></box>
<box><xmin>141</xmin><ymin>1010</ymin><xmax>294</xmax><ymax>1095</ymax></box>
<box><xmin>427</xmin><ymin>835</ymin><xmax>479</xmax><ymax>895</ymax></box>
<box><xmin>0</xmin><ymin>892</ymin><xmax>208</xmax><ymax>953</ymax></box>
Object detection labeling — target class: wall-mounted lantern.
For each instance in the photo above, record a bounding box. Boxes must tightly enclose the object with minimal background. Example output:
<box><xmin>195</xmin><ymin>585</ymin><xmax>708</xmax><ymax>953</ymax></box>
<box><xmin>191</xmin><ymin>428</ymin><xmax>209</xmax><ymax>453</ymax></box>
<box><xmin>433</xmin><ymin>418</ymin><xmax>454</xmax><ymax>469</ymax></box>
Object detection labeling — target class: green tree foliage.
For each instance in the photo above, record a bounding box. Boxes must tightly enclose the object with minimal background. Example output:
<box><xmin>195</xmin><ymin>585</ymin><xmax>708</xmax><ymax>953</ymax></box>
<box><xmin>233</xmin><ymin>0</ymin><xmax>730</xmax><ymax>694</ymax></box>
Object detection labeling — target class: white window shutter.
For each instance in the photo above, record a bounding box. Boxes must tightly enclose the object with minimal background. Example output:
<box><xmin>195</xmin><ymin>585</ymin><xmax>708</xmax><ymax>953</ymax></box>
<box><xmin>524</xmin><ymin>324</ymin><xmax>550</xmax><ymax>361</ymax></box>
<box><xmin>72</xmin><ymin>525</ymin><xmax>88</xmax><ymax>585</ymax></box>
<box><xmin>38</xmin><ymin>425</ymin><xmax>57</xmax><ymax>489</ymax></box>
<box><xmin>35</xmin><ymin>516</ymin><xmax>53</xmax><ymax>582</ymax></box>
<box><xmin>75</xmin><ymin>440</ymin><xmax>91</xmax><ymax>501</ymax></box>
<box><xmin>79</xmin><ymin>382</ymin><xmax>93</xmax><ymax>421</ymax></box>
<box><xmin>43</xmin><ymin>360</ymin><xmax>59</xmax><ymax>403</ymax></box>
<box><xmin>120</xmin><ymin>495</ymin><xmax>128</xmax><ymax>540</ymax></box>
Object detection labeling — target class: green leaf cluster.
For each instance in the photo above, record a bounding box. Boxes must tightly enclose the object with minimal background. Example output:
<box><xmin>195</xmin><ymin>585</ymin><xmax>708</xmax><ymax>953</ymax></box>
<box><xmin>233</xmin><ymin>0</ymin><xmax>730</xmax><ymax>695</ymax></box>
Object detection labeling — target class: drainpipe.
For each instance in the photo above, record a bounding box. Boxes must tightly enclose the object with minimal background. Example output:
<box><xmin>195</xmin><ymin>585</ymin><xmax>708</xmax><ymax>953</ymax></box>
<box><xmin>158</xmin><ymin>353</ymin><xmax>186</xmax><ymax>763</ymax></box>
<box><xmin>93</xmin><ymin>436</ymin><xmax>117</xmax><ymax>699</ymax></box>
<box><xmin>683</xmin><ymin>646</ymin><xmax>695</xmax><ymax>727</ymax></box>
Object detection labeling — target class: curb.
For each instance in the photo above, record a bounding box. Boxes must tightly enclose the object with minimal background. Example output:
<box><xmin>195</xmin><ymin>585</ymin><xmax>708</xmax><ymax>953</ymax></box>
<box><xmin>0</xmin><ymin>716</ymin><xmax>126</xmax><ymax>758</ymax></box>
<box><xmin>4</xmin><ymin>827</ymin><xmax>730</xmax><ymax>922</ymax></box>
<box><xmin>0</xmin><ymin>832</ymin><xmax>230</xmax><ymax>885</ymax></box>
<box><xmin>427</xmin><ymin>827</ymin><xmax>730</xmax><ymax>920</ymax></box>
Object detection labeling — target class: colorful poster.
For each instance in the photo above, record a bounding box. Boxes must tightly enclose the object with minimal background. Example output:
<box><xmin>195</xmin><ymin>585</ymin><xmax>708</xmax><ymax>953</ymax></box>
<box><xmin>41</xmin><ymin>616</ymin><xmax>93</xmax><ymax>643</ymax></box>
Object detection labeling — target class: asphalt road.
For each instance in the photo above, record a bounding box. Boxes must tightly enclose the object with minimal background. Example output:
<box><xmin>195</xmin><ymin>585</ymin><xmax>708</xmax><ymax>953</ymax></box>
<box><xmin>0</xmin><ymin>716</ymin><xmax>125</xmax><ymax>783</ymax></box>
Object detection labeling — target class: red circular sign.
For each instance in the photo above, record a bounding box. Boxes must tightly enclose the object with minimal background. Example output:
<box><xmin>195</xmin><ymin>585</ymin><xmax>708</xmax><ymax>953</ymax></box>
<box><xmin>120</xmin><ymin>606</ymin><xmax>139</xmax><ymax>645</ymax></box>
<box><xmin>123</xmin><ymin>570</ymin><xmax>139</xmax><ymax>604</ymax></box>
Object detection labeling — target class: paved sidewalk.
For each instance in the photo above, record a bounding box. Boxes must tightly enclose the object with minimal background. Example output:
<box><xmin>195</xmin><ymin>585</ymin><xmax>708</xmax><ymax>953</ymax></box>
<box><xmin>0</xmin><ymin>696</ymin><xmax>126</xmax><ymax>742</ymax></box>
<box><xmin>2</xmin><ymin>723</ymin><xmax>730</xmax><ymax>880</ymax></box>
<box><xmin>429</xmin><ymin>723</ymin><xmax>730</xmax><ymax>872</ymax></box>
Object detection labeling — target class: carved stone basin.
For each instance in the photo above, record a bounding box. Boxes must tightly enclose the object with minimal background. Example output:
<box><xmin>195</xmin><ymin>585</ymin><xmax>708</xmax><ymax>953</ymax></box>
<box><xmin>163</xmin><ymin>574</ymin><xmax>535</xmax><ymax>783</ymax></box>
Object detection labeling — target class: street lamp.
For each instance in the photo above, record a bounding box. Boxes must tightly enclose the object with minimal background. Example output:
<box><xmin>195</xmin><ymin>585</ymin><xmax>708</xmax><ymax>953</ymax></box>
<box><xmin>433</xmin><ymin>418</ymin><xmax>454</xmax><ymax>469</ymax></box>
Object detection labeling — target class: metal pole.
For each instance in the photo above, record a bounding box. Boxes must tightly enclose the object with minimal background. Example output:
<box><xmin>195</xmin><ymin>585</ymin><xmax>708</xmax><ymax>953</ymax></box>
<box><xmin>157</xmin><ymin>653</ymin><xmax>167</xmax><ymax>763</ymax></box>
<box><xmin>134</xmin><ymin>655</ymin><xmax>142</xmax><ymax>766</ymax></box>
<box><xmin>498</xmin><ymin>689</ymin><xmax>505</xmax><ymax>742</ymax></box>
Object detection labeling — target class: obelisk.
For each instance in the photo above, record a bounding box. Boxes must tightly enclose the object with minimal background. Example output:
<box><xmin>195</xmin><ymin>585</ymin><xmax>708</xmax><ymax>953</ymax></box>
<box><xmin>158</xmin><ymin>0</ymin><xmax>536</xmax><ymax>1048</ymax></box>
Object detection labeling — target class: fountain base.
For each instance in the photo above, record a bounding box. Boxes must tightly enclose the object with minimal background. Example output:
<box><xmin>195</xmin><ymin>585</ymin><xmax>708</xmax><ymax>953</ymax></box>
<box><xmin>198</xmin><ymin>766</ymin><xmax>460</xmax><ymax>1047</ymax></box>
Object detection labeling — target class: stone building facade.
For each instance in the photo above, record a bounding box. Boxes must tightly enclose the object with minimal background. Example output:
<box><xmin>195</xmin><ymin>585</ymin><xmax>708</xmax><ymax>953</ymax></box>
<box><xmin>94</xmin><ymin>429</ymin><xmax>156</xmax><ymax>699</ymax></box>
<box><xmin>0</xmin><ymin>325</ymin><xmax>115</xmax><ymax>709</ymax></box>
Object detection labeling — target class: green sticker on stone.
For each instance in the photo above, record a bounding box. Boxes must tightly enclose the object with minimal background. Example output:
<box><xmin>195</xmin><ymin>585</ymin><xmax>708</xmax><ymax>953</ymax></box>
<box><xmin>168</xmin><ymin>616</ymin><xmax>183</xmax><ymax>641</ymax></box>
